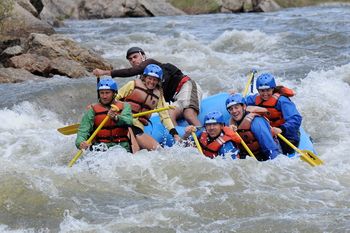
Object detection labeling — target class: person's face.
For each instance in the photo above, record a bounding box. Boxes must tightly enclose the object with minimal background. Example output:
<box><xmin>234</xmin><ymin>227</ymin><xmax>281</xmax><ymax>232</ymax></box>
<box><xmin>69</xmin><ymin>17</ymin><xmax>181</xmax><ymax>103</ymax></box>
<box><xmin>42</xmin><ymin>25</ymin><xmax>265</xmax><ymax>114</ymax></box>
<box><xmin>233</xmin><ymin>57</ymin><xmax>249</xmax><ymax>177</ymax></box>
<box><xmin>99</xmin><ymin>90</ymin><xmax>114</xmax><ymax>105</ymax></box>
<box><xmin>144</xmin><ymin>76</ymin><xmax>159</xmax><ymax>90</ymax></box>
<box><xmin>258</xmin><ymin>88</ymin><xmax>273</xmax><ymax>101</ymax></box>
<box><xmin>127</xmin><ymin>52</ymin><xmax>145</xmax><ymax>67</ymax></box>
<box><xmin>227</xmin><ymin>104</ymin><xmax>245</xmax><ymax>122</ymax></box>
<box><xmin>205</xmin><ymin>123</ymin><xmax>223</xmax><ymax>138</ymax></box>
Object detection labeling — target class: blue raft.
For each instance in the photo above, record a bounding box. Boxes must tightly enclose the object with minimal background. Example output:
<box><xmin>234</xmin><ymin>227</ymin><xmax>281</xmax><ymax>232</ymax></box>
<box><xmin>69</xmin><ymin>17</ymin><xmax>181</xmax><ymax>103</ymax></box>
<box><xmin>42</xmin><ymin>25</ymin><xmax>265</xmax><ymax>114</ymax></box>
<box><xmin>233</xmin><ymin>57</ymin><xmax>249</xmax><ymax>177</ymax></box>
<box><xmin>144</xmin><ymin>93</ymin><xmax>316</xmax><ymax>156</ymax></box>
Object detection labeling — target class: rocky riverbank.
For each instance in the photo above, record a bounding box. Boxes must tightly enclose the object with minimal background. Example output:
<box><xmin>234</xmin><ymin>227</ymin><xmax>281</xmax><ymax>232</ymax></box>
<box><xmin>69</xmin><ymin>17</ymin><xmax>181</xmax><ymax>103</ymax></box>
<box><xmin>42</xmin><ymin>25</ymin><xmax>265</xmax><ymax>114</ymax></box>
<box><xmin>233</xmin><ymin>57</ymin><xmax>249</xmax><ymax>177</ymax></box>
<box><xmin>0</xmin><ymin>0</ymin><xmax>348</xmax><ymax>83</ymax></box>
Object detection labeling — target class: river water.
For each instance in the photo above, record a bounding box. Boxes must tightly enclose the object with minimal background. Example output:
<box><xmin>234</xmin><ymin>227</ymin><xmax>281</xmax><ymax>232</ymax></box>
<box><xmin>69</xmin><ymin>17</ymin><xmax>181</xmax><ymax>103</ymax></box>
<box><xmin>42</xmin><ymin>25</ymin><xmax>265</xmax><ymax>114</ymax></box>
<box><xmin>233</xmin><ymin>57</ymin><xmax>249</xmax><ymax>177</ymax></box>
<box><xmin>1</xmin><ymin>3</ymin><xmax>350</xmax><ymax>232</ymax></box>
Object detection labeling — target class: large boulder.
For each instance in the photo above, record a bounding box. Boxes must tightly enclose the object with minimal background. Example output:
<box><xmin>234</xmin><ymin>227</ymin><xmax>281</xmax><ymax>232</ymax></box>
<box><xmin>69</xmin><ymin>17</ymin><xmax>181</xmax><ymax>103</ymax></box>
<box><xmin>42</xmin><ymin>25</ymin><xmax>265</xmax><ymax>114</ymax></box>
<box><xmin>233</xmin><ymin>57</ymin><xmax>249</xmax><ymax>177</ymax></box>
<box><xmin>25</xmin><ymin>33</ymin><xmax>113</xmax><ymax>72</ymax></box>
<box><xmin>6</xmin><ymin>53</ymin><xmax>51</xmax><ymax>76</ymax></box>
<box><xmin>15</xmin><ymin>0</ymin><xmax>38</xmax><ymax>16</ymax></box>
<box><xmin>2</xmin><ymin>33</ymin><xmax>112</xmax><ymax>81</ymax></box>
<box><xmin>221</xmin><ymin>0</ymin><xmax>280</xmax><ymax>12</ymax></box>
<box><xmin>40</xmin><ymin>0</ymin><xmax>184</xmax><ymax>24</ymax></box>
<box><xmin>0</xmin><ymin>1</ymin><xmax>54</xmax><ymax>40</ymax></box>
<box><xmin>0</xmin><ymin>67</ymin><xmax>45</xmax><ymax>83</ymax></box>
<box><xmin>255</xmin><ymin>0</ymin><xmax>281</xmax><ymax>12</ymax></box>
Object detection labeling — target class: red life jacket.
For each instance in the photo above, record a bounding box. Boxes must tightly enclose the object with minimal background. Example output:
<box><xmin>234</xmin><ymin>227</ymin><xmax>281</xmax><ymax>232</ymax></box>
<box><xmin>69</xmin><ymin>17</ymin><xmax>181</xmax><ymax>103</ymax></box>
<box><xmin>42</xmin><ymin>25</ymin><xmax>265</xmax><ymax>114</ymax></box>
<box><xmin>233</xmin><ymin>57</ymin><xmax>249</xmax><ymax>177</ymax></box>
<box><xmin>122</xmin><ymin>79</ymin><xmax>160</xmax><ymax>125</ymax></box>
<box><xmin>92</xmin><ymin>101</ymin><xmax>129</xmax><ymax>144</ymax></box>
<box><xmin>199</xmin><ymin>126</ymin><xmax>241</xmax><ymax>159</ymax></box>
<box><xmin>254</xmin><ymin>86</ymin><xmax>295</xmax><ymax>127</ymax></box>
<box><xmin>230</xmin><ymin>107</ymin><xmax>275</xmax><ymax>161</ymax></box>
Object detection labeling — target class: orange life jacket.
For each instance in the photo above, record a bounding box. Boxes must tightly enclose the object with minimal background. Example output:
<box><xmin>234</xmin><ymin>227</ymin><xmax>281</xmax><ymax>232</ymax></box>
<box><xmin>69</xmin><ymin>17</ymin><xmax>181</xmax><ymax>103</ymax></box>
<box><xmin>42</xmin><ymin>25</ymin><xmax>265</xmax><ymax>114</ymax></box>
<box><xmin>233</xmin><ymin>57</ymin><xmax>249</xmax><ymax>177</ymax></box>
<box><xmin>122</xmin><ymin>79</ymin><xmax>160</xmax><ymax>125</ymax></box>
<box><xmin>199</xmin><ymin>126</ymin><xmax>241</xmax><ymax>159</ymax></box>
<box><xmin>92</xmin><ymin>101</ymin><xmax>129</xmax><ymax>144</ymax></box>
<box><xmin>254</xmin><ymin>86</ymin><xmax>295</xmax><ymax>127</ymax></box>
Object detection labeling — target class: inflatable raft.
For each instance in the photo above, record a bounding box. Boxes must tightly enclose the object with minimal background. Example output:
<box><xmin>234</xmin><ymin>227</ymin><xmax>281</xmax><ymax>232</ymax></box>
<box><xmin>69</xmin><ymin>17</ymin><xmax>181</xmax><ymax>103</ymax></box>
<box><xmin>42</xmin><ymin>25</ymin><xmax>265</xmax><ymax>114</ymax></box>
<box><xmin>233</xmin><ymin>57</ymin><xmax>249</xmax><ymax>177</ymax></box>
<box><xmin>144</xmin><ymin>93</ymin><xmax>316</xmax><ymax>157</ymax></box>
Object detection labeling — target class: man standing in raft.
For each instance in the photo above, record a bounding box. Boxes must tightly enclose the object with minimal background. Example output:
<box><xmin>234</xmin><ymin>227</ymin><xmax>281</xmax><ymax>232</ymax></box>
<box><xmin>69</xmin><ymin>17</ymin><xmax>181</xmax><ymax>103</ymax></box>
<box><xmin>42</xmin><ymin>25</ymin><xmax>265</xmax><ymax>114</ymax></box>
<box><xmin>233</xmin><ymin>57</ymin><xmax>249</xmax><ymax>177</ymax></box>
<box><xmin>93</xmin><ymin>46</ymin><xmax>203</xmax><ymax>127</ymax></box>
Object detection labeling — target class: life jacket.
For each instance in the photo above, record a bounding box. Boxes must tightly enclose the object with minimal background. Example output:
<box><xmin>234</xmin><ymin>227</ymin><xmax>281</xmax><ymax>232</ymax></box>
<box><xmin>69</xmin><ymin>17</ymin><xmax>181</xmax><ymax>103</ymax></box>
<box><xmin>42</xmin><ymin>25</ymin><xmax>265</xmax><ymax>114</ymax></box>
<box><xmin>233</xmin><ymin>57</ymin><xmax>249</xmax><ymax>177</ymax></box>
<box><xmin>231</xmin><ymin>107</ymin><xmax>274</xmax><ymax>161</ymax></box>
<box><xmin>92</xmin><ymin>101</ymin><xmax>129</xmax><ymax>144</ymax></box>
<box><xmin>122</xmin><ymin>79</ymin><xmax>160</xmax><ymax>126</ymax></box>
<box><xmin>254</xmin><ymin>86</ymin><xmax>295</xmax><ymax>127</ymax></box>
<box><xmin>199</xmin><ymin>126</ymin><xmax>241</xmax><ymax>159</ymax></box>
<box><xmin>160</xmin><ymin>63</ymin><xmax>190</xmax><ymax>102</ymax></box>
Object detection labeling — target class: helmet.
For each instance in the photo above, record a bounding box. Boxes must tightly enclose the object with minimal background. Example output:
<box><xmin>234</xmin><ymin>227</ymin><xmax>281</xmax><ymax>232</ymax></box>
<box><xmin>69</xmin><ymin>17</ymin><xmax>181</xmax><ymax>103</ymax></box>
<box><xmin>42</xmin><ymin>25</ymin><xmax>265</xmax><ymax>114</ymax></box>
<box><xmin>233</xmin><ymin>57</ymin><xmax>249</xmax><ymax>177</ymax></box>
<box><xmin>256</xmin><ymin>73</ymin><xmax>276</xmax><ymax>90</ymax></box>
<box><xmin>143</xmin><ymin>64</ymin><xmax>163</xmax><ymax>80</ymax></box>
<box><xmin>226</xmin><ymin>93</ymin><xmax>246</xmax><ymax>111</ymax></box>
<box><xmin>126</xmin><ymin>47</ymin><xmax>145</xmax><ymax>59</ymax></box>
<box><xmin>97</xmin><ymin>78</ymin><xmax>117</xmax><ymax>92</ymax></box>
<box><xmin>204</xmin><ymin>111</ymin><xmax>225</xmax><ymax>125</ymax></box>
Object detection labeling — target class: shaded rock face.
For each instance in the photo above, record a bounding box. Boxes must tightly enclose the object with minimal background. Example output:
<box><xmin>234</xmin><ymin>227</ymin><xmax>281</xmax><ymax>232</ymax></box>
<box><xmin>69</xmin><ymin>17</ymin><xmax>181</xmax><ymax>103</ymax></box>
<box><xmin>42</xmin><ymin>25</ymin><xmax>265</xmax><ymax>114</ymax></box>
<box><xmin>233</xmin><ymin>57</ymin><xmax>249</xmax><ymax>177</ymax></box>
<box><xmin>2</xmin><ymin>33</ymin><xmax>113</xmax><ymax>80</ymax></box>
<box><xmin>40</xmin><ymin>0</ymin><xmax>185</xmax><ymax>24</ymax></box>
<box><xmin>26</xmin><ymin>33</ymin><xmax>112</xmax><ymax>73</ymax></box>
<box><xmin>0</xmin><ymin>2</ymin><xmax>54</xmax><ymax>40</ymax></box>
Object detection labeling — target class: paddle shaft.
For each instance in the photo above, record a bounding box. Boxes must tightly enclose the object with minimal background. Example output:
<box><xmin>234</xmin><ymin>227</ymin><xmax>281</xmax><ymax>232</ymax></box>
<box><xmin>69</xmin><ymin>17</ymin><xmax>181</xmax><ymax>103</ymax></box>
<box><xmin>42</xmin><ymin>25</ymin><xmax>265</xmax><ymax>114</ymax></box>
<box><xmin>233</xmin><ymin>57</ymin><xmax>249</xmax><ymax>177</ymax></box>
<box><xmin>239</xmin><ymin>70</ymin><xmax>258</xmax><ymax>159</ymax></box>
<box><xmin>242</xmin><ymin>70</ymin><xmax>257</xmax><ymax>97</ymax></box>
<box><xmin>236</xmin><ymin>133</ymin><xmax>257</xmax><ymax>160</ymax></box>
<box><xmin>68</xmin><ymin>115</ymin><xmax>110</xmax><ymax>167</ymax></box>
<box><xmin>59</xmin><ymin>106</ymin><xmax>175</xmax><ymax>135</ymax></box>
<box><xmin>191</xmin><ymin>132</ymin><xmax>204</xmax><ymax>155</ymax></box>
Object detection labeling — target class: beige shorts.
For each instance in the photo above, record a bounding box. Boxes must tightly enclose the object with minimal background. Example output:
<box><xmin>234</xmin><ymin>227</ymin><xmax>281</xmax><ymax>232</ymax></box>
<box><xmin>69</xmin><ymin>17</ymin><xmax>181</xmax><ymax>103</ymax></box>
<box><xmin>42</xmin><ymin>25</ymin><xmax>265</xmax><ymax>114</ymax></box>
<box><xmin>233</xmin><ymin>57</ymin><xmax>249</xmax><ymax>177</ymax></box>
<box><xmin>172</xmin><ymin>79</ymin><xmax>202</xmax><ymax>113</ymax></box>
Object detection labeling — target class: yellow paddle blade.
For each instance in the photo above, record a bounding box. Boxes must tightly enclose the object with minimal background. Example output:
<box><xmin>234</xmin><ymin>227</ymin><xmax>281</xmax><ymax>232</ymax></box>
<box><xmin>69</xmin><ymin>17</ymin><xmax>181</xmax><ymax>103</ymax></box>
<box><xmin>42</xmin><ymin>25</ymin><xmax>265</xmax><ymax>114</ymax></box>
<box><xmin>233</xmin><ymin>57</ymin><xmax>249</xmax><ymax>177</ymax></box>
<box><xmin>277</xmin><ymin>134</ymin><xmax>323</xmax><ymax>167</ymax></box>
<box><xmin>57</xmin><ymin>124</ymin><xmax>80</xmax><ymax>135</ymax></box>
<box><xmin>242</xmin><ymin>69</ymin><xmax>257</xmax><ymax>97</ymax></box>
<box><xmin>299</xmin><ymin>149</ymin><xmax>324</xmax><ymax>167</ymax></box>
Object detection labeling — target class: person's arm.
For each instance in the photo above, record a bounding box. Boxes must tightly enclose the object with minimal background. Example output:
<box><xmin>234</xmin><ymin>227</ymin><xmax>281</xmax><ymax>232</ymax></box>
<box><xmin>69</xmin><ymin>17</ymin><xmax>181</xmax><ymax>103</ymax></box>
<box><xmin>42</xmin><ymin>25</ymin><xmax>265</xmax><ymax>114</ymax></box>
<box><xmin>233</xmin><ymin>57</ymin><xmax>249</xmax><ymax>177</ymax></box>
<box><xmin>276</xmin><ymin>96</ymin><xmax>302</xmax><ymax>136</ymax></box>
<box><xmin>75</xmin><ymin>108</ymin><xmax>95</xmax><ymax>149</ymax></box>
<box><xmin>111</xmin><ymin>59</ymin><xmax>162</xmax><ymax>78</ymax></box>
<box><xmin>218</xmin><ymin>141</ymin><xmax>240</xmax><ymax>159</ymax></box>
<box><xmin>158</xmin><ymin>95</ymin><xmax>178</xmax><ymax>137</ymax></box>
<box><xmin>251</xmin><ymin>117</ymin><xmax>281</xmax><ymax>159</ymax></box>
<box><xmin>115</xmin><ymin>102</ymin><xmax>133</xmax><ymax>126</ymax></box>
<box><xmin>115</xmin><ymin>81</ymin><xmax>135</xmax><ymax>100</ymax></box>
<box><xmin>245</xmin><ymin>94</ymin><xmax>258</xmax><ymax>106</ymax></box>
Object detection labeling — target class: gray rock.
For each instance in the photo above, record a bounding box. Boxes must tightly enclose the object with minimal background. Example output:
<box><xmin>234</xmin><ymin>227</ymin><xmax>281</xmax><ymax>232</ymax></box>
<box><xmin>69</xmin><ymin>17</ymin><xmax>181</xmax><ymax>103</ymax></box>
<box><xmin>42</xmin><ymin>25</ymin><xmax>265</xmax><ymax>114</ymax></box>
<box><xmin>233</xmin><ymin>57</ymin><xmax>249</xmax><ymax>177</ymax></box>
<box><xmin>256</xmin><ymin>0</ymin><xmax>281</xmax><ymax>12</ymax></box>
<box><xmin>25</xmin><ymin>33</ymin><xmax>113</xmax><ymax>72</ymax></box>
<box><xmin>6</xmin><ymin>53</ymin><xmax>51</xmax><ymax>76</ymax></box>
<box><xmin>40</xmin><ymin>0</ymin><xmax>184</xmax><ymax>23</ymax></box>
<box><xmin>0</xmin><ymin>67</ymin><xmax>45</xmax><ymax>83</ymax></box>
<box><xmin>1</xmin><ymin>45</ymin><xmax>24</xmax><ymax>56</ymax></box>
<box><xmin>15</xmin><ymin>0</ymin><xmax>38</xmax><ymax>17</ymax></box>
<box><xmin>0</xmin><ymin>2</ymin><xmax>54</xmax><ymax>40</ymax></box>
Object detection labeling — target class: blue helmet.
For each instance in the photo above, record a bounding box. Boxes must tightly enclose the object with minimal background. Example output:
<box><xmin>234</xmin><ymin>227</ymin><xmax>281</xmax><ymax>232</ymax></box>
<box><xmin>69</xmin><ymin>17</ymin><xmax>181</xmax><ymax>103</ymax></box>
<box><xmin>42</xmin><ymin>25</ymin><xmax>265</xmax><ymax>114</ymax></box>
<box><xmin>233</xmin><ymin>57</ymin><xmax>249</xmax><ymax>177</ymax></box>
<box><xmin>97</xmin><ymin>78</ymin><xmax>118</xmax><ymax>92</ymax></box>
<box><xmin>226</xmin><ymin>93</ymin><xmax>246</xmax><ymax>111</ymax></box>
<box><xmin>256</xmin><ymin>73</ymin><xmax>276</xmax><ymax>90</ymax></box>
<box><xmin>204</xmin><ymin>111</ymin><xmax>225</xmax><ymax>125</ymax></box>
<box><xmin>143</xmin><ymin>64</ymin><xmax>163</xmax><ymax>80</ymax></box>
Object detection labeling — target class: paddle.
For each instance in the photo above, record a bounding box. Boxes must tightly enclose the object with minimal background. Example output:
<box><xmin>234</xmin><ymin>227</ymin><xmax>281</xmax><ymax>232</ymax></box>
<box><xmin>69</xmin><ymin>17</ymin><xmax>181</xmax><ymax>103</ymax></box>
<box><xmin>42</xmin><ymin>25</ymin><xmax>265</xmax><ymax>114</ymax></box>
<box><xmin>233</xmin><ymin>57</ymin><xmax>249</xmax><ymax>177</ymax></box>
<box><xmin>191</xmin><ymin>131</ymin><xmax>204</xmax><ymax>155</ymax></box>
<box><xmin>242</xmin><ymin>69</ymin><xmax>257</xmax><ymax>97</ymax></box>
<box><xmin>58</xmin><ymin>106</ymin><xmax>175</xmax><ymax>135</ymax></box>
<box><xmin>237</xmin><ymin>69</ymin><xmax>258</xmax><ymax>159</ymax></box>
<box><xmin>68</xmin><ymin>105</ymin><xmax>120</xmax><ymax>167</ymax></box>
<box><xmin>67</xmin><ymin>105</ymin><xmax>175</xmax><ymax>167</ymax></box>
<box><xmin>97</xmin><ymin>76</ymin><xmax>100</xmax><ymax>99</ymax></box>
<box><xmin>277</xmin><ymin>134</ymin><xmax>323</xmax><ymax>167</ymax></box>
<box><xmin>235</xmin><ymin>132</ymin><xmax>257</xmax><ymax>160</ymax></box>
